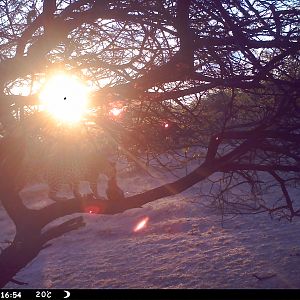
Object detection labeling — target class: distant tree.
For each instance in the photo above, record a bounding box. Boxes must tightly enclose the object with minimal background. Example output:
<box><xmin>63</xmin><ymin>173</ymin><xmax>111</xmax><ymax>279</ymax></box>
<box><xmin>0</xmin><ymin>0</ymin><xmax>299</xmax><ymax>287</ymax></box>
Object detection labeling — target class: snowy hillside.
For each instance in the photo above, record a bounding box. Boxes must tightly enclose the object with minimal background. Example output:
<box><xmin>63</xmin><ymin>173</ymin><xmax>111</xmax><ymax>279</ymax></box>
<box><xmin>1</xmin><ymin>164</ymin><xmax>300</xmax><ymax>289</ymax></box>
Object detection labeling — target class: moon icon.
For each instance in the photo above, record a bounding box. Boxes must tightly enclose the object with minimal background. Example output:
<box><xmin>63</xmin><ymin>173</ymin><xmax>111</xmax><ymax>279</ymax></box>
<box><xmin>63</xmin><ymin>290</ymin><xmax>71</xmax><ymax>299</ymax></box>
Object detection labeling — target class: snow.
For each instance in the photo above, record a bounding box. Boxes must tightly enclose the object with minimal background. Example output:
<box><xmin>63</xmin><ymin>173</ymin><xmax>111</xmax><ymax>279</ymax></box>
<box><xmin>1</xmin><ymin>163</ymin><xmax>300</xmax><ymax>289</ymax></box>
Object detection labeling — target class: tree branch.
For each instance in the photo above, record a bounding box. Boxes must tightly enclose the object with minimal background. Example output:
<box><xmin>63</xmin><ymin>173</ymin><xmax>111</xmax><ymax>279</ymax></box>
<box><xmin>41</xmin><ymin>216</ymin><xmax>85</xmax><ymax>244</ymax></box>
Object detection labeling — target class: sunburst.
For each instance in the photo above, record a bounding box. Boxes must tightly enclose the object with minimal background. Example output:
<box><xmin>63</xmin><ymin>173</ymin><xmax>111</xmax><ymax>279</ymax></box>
<box><xmin>39</xmin><ymin>73</ymin><xmax>89</xmax><ymax>124</ymax></box>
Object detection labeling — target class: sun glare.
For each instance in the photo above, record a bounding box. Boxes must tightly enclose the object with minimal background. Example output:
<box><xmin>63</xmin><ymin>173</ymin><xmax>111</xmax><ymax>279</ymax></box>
<box><xmin>39</xmin><ymin>74</ymin><xmax>89</xmax><ymax>124</ymax></box>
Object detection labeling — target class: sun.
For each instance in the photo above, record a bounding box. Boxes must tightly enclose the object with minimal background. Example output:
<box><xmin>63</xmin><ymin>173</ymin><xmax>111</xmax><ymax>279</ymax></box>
<box><xmin>39</xmin><ymin>74</ymin><xmax>89</xmax><ymax>124</ymax></box>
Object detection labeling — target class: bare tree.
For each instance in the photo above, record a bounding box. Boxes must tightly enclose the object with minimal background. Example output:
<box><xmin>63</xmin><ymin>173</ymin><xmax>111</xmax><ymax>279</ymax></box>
<box><xmin>0</xmin><ymin>0</ymin><xmax>299</xmax><ymax>287</ymax></box>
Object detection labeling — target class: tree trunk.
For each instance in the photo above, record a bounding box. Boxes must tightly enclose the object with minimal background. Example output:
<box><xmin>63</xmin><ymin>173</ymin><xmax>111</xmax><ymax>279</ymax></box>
<box><xmin>0</xmin><ymin>235</ymin><xmax>42</xmax><ymax>287</ymax></box>
<box><xmin>0</xmin><ymin>216</ymin><xmax>85</xmax><ymax>288</ymax></box>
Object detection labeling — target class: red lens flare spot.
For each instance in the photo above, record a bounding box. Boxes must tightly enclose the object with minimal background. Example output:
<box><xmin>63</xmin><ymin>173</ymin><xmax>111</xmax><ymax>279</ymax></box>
<box><xmin>133</xmin><ymin>217</ymin><xmax>149</xmax><ymax>232</ymax></box>
<box><xmin>84</xmin><ymin>205</ymin><xmax>100</xmax><ymax>214</ymax></box>
<box><xmin>109</xmin><ymin>107</ymin><xmax>123</xmax><ymax>117</ymax></box>
<box><xmin>164</xmin><ymin>123</ymin><xmax>169</xmax><ymax>128</ymax></box>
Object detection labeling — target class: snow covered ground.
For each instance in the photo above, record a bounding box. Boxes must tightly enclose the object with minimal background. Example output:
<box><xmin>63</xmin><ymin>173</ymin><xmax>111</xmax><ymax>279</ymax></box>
<box><xmin>1</xmin><ymin>163</ymin><xmax>300</xmax><ymax>289</ymax></box>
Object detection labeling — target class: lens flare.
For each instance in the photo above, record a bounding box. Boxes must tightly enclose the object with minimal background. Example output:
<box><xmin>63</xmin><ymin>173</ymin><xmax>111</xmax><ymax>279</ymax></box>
<box><xmin>133</xmin><ymin>217</ymin><xmax>149</xmax><ymax>232</ymax></box>
<box><xmin>109</xmin><ymin>107</ymin><xmax>123</xmax><ymax>117</ymax></box>
<box><xmin>84</xmin><ymin>205</ymin><xmax>101</xmax><ymax>214</ymax></box>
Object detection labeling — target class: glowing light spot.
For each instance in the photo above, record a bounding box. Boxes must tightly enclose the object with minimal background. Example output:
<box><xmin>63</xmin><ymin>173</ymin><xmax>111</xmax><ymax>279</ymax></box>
<box><xmin>39</xmin><ymin>73</ymin><xmax>89</xmax><ymax>124</ymax></box>
<box><xmin>164</xmin><ymin>123</ymin><xmax>169</xmax><ymax>128</ymax></box>
<box><xmin>133</xmin><ymin>217</ymin><xmax>149</xmax><ymax>232</ymax></box>
<box><xmin>109</xmin><ymin>107</ymin><xmax>123</xmax><ymax>117</ymax></box>
<box><xmin>84</xmin><ymin>205</ymin><xmax>100</xmax><ymax>214</ymax></box>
